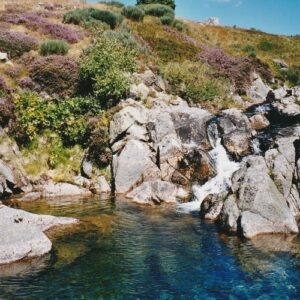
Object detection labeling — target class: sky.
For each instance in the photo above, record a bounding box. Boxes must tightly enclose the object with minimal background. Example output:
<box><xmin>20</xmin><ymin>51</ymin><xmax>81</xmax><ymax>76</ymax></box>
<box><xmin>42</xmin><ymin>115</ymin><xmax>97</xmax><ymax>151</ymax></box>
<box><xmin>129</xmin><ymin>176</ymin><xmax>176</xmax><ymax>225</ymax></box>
<box><xmin>93</xmin><ymin>0</ymin><xmax>300</xmax><ymax>35</ymax></box>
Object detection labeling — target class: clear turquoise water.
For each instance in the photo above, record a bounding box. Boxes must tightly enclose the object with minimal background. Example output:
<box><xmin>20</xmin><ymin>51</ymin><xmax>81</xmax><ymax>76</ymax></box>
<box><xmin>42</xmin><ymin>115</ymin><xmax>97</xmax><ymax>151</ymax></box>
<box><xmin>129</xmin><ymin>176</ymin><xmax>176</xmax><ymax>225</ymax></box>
<box><xmin>1</xmin><ymin>196</ymin><xmax>300</xmax><ymax>300</ymax></box>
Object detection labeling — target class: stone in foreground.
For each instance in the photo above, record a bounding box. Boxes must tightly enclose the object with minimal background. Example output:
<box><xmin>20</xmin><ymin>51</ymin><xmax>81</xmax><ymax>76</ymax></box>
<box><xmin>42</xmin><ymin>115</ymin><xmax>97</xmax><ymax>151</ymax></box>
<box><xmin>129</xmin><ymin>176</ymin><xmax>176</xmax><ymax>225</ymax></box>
<box><xmin>0</xmin><ymin>205</ymin><xmax>78</xmax><ymax>265</ymax></box>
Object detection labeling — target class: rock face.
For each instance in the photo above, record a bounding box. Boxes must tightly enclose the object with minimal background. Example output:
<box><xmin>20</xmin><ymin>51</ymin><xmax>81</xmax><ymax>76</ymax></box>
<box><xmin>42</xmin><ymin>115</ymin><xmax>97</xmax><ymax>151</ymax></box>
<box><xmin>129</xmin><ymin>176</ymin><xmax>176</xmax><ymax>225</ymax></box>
<box><xmin>0</xmin><ymin>205</ymin><xmax>78</xmax><ymax>265</ymax></box>
<box><xmin>217</xmin><ymin>156</ymin><xmax>299</xmax><ymax>238</ymax></box>
<box><xmin>247</xmin><ymin>73</ymin><xmax>270</xmax><ymax>104</ymax></box>
<box><xmin>218</xmin><ymin>109</ymin><xmax>252</xmax><ymax>158</ymax></box>
<box><xmin>0</xmin><ymin>128</ymin><xmax>31</xmax><ymax>198</ymax></box>
<box><xmin>110</xmin><ymin>97</ymin><xmax>213</xmax><ymax>201</ymax></box>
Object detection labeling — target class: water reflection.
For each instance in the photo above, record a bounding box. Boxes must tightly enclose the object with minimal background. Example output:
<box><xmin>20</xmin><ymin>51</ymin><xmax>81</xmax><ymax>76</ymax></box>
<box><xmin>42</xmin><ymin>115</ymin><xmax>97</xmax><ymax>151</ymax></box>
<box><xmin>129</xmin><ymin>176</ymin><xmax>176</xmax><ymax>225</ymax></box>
<box><xmin>1</xmin><ymin>196</ymin><xmax>300</xmax><ymax>299</ymax></box>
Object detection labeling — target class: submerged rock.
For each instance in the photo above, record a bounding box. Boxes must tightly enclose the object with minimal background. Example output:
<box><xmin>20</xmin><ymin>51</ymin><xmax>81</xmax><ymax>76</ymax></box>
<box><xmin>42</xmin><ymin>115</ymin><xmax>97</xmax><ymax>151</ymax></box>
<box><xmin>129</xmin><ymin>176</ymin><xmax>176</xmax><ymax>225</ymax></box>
<box><xmin>0</xmin><ymin>205</ymin><xmax>77</xmax><ymax>265</ymax></box>
<box><xmin>41</xmin><ymin>181</ymin><xmax>92</xmax><ymax>198</ymax></box>
<box><xmin>127</xmin><ymin>180</ymin><xmax>188</xmax><ymax>205</ymax></box>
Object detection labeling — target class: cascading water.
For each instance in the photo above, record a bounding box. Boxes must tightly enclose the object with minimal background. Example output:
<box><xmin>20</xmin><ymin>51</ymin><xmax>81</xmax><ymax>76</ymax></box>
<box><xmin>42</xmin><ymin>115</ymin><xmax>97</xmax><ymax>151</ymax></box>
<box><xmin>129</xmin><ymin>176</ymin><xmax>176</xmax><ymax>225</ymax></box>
<box><xmin>178</xmin><ymin>123</ymin><xmax>240</xmax><ymax>213</ymax></box>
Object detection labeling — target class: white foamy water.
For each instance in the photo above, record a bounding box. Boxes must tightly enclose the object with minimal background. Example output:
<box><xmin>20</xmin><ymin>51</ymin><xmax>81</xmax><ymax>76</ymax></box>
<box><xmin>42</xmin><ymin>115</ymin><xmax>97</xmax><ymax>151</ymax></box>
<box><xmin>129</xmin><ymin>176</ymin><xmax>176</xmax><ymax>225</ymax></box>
<box><xmin>251</xmin><ymin>138</ymin><xmax>262</xmax><ymax>155</ymax></box>
<box><xmin>178</xmin><ymin>139</ymin><xmax>240</xmax><ymax>213</ymax></box>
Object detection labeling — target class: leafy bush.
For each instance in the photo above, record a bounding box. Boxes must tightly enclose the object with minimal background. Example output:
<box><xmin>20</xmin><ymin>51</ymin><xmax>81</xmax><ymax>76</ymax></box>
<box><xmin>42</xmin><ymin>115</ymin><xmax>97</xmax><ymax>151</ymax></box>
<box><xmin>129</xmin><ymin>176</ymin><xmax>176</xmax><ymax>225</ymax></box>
<box><xmin>162</xmin><ymin>60</ymin><xmax>230</xmax><ymax>102</ymax></box>
<box><xmin>280</xmin><ymin>66</ymin><xmax>300</xmax><ymax>86</ymax></box>
<box><xmin>173</xmin><ymin>20</ymin><xmax>184</xmax><ymax>31</ymax></box>
<box><xmin>2</xmin><ymin>12</ymin><xmax>83</xmax><ymax>43</ymax></box>
<box><xmin>12</xmin><ymin>92</ymin><xmax>102</xmax><ymax>145</ymax></box>
<box><xmin>160</xmin><ymin>15</ymin><xmax>173</xmax><ymax>25</ymax></box>
<box><xmin>141</xmin><ymin>4</ymin><xmax>175</xmax><ymax>18</ymax></box>
<box><xmin>64</xmin><ymin>8</ymin><xmax>121</xmax><ymax>29</ymax></box>
<box><xmin>29</xmin><ymin>55</ymin><xmax>78</xmax><ymax>97</ymax></box>
<box><xmin>0</xmin><ymin>30</ymin><xmax>38</xmax><ymax>58</ymax></box>
<box><xmin>104</xmin><ymin>29</ymin><xmax>146</xmax><ymax>53</ymax></box>
<box><xmin>40</xmin><ymin>40</ymin><xmax>70</xmax><ymax>56</ymax></box>
<box><xmin>122</xmin><ymin>6</ymin><xmax>145</xmax><ymax>21</ymax></box>
<box><xmin>79</xmin><ymin>32</ymin><xmax>137</xmax><ymax>107</ymax></box>
<box><xmin>258</xmin><ymin>40</ymin><xmax>274</xmax><ymax>51</ymax></box>
<box><xmin>99</xmin><ymin>1</ymin><xmax>125</xmax><ymax>8</ymax></box>
<box><xmin>137</xmin><ymin>0</ymin><xmax>176</xmax><ymax>10</ymax></box>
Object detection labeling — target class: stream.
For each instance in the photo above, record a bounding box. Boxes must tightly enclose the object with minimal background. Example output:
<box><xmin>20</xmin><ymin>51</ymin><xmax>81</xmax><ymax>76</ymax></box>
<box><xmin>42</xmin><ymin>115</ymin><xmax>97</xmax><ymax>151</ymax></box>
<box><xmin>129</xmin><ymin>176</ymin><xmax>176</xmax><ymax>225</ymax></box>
<box><xmin>1</xmin><ymin>196</ymin><xmax>300</xmax><ymax>299</ymax></box>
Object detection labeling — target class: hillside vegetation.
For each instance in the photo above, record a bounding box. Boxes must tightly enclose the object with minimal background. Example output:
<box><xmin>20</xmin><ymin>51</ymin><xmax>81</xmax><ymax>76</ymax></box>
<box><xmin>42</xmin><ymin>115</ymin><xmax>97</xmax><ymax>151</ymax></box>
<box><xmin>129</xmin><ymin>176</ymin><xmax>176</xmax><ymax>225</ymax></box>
<box><xmin>0</xmin><ymin>0</ymin><xmax>299</xmax><ymax>182</ymax></box>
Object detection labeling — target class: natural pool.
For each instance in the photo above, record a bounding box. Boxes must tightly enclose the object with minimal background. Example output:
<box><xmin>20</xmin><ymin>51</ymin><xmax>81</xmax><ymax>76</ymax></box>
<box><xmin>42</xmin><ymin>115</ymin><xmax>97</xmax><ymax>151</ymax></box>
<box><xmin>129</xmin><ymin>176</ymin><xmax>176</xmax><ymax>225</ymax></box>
<box><xmin>1</xmin><ymin>196</ymin><xmax>300</xmax><ymax>299</ymax></box>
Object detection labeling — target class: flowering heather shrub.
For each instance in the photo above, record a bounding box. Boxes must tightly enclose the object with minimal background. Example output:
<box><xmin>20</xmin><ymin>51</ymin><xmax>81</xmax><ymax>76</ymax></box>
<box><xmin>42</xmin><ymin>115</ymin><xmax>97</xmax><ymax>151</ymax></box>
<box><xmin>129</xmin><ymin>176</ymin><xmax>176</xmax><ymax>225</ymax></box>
<box><xmin>19</xmin><ymin>77</ymin><xmax>36</xmax><ymax>91</ymax></box>
<box><xmin>1</xmin><ymin>12</ymin><xmax>84</xmax><ymax>44</ymax></box>
<box><xmin>0</xmin><ymin>30</ymin><xmax>38</xmax><ymax>58</ymax></box>
<box><xmin>0</xmin><ymin>97</ymin><xmax>14</xmax><ymax>127</ymax></box>
<box><xmin>29</xmin><ymin>55</ymin><xmax>79</xmax><ymax>97</ymax></box>
<box><xmin>199</xmin><ymin>47</ymin><xmax>272</xmax><ymax>93</ymax></box>
<box><xmin>0</xmin><ymin>76</ymin><xmax>11</xmax><ymax>95</ymax></box>
<box><xmin>5</xmin><ymin>66</ymin><xmax>22</xmax><ymax>78</ymax></box>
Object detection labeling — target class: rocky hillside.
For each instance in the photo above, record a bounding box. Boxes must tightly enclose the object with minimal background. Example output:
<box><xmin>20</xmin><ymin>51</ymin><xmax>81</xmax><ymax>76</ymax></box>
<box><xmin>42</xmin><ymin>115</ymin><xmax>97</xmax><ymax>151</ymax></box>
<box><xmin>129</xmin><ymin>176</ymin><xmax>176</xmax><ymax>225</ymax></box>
<box><xmin>0</xmin><ymin>0</ymin><xmax>300</xmax><ymax>264</ymax></box>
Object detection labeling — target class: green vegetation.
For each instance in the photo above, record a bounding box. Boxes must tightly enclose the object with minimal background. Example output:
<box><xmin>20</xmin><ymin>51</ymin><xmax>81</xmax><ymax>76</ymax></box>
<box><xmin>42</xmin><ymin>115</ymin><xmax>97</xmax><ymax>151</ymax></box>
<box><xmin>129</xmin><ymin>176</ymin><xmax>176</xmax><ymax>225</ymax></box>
<box><xmin>140</xmin><ymin>4</ymin><xmax>175</xmax><ymax>18</ymax></box>
<box><xmin>21</xmin><ymin>133</ymin><xmax>83</xmax><ymax>182</ymax></box>
<box><xmin>40</xmin><ymin>40</ymin><xmax>70</xmax><ymax>56</ymax></box>
<box><xmin>160</xmin><ymin>15</ymin><xmax>173</xmax><ymax>25</ymax></box>
<box><xmin>121</xmin><ymin>6</ymin><xmax>145</xmax><ymax>21</ymax></box>
<box><xmin>99</xmin><ymin>1</ymin><xmax>125</xmax><ymax>8</ymax></box>
<box><xmin>64</xmin><ymin>7</ymin><xmax>121</xmax><ymax>29</ymax></box>
<box><xmin>12</xmin><ymin>92</ymin><xmax>102</xmax><ymax>146</ymax></box>
<box><xmin>136</xmin><ymin>0</ymin><xmax>176</xmax><ymax>10</ymax></box>
<box><xmin>79</xmin><ymin>31</ymin><xmax>137</xmax><ymax>107</ymax></box>
<box><xmin>162</xmin><ymin>60</ymin><xmax>230</xmax><ymax>103</ymax></box>
<box><xmin>280</xmin><ymin>66</ymin><xmax>300</xmax><ymax>86</ymax></box>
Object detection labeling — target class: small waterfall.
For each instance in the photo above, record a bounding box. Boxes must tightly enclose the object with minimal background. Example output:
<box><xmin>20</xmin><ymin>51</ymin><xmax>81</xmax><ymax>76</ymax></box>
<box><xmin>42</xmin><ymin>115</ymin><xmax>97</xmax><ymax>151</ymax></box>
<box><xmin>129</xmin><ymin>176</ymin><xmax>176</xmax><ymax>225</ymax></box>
<box><xmin>179</xmin><ymin>122</ymin><xmax>240</xmax><ymax>213</ymax></box>
<box><xmin>251</xmin><ymin>138</ymin><xmax>262</xmax><ymax>155</ymax></box>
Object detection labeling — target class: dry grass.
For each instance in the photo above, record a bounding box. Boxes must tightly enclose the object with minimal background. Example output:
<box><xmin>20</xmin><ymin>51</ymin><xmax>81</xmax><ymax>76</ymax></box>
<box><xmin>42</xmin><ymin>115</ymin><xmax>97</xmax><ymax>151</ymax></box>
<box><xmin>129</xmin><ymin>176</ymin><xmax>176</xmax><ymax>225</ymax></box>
<box><xmin>186</xmin><ymin>21</ymin><xmax>300</xmax><ymax>68</ymax></box>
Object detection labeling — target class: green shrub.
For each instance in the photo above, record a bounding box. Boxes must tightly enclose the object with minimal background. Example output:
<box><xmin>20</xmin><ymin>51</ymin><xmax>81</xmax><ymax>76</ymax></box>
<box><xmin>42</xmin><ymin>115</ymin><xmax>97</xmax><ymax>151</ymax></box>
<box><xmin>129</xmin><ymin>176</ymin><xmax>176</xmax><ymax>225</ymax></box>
<box><xmin>160</xmin><ymin>15</ymin><xmax>174</xmax><ymax>25</ymax></box>
<box><xmin>122</xmin><ymin>6</ymin><xmax>145</xmax><ymax>21</ymax></box>
<box><xmin>99</xmin><ymin>1</ymin><xmax>125</xmax><ymax>8</ymax></box>
<box><xmin>79</xmin><ymin>32</ymin><xmax>137</xmax><ymax>107</ymax></box>
<box><xmin>258</xmin><ymin>40</ymin><xmax>274</xmax><ymax>51</ymax></box>
<box><xmin>40</xmin><ymin>39</ymin><xmax>70</xmax><ymax>56</ymax></box>
<box><xmin>104</xmin><ymin>29</ymin><xmax>146</xmax><ymax>53</ymax></box>
<box><xmin>173</xmin><ymin>19</ymin><xmax>185</xmax><ymax>31</ymax></box>
<box><xmin>137</xmin><ymin>0</ymin><xmax>176</xmax><ymax>10</ymax></box>
<box><xmin>162</xmin><ymin>60</ymin><xmax>230</xmax><ymax>103</ymax></box>
<box><xmin>280</xmin><ymin>66</ymin><xmax>300</xmax><ymax>86</ymax></box>
<box><xmin>90</xmin><ymin>9</ymin><xmax>121</xmax><ymax>29</ymax></box>
<box><xmin>64</xmin><ymin>8</ymin><xmax>121</xmax><ymax>29</ymax></box>
<box><xmin>12</xmin><ymin>92</ymin><xmax>102</xmax><ymax>145</ymax></box>
<box><xmin>141</xmin><ymin>4</ymin><xmax>175</xmax><ymax>18</ymax></box>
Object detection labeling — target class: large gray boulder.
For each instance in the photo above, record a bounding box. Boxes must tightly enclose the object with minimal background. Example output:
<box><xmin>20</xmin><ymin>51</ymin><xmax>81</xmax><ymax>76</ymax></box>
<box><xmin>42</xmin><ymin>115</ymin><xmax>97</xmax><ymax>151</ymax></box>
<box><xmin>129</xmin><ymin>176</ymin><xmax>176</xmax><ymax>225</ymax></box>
<box><xmin>265</xmin><ymin>135</ymin><xmax>300</xmax><ymax>216</ymax></box>
<box><xmin>247</xmin><ymin>73</ymin><xmax>270</xmax><ymax>104</ymax></box>
<box><xmin>219</xmin><ymin>109</ymin><xmax>252</xmax><ymax>157</ymax></box>
<box><xmin>230</xmin><ymin>156</ymin><xmax>298</xmax><ymax>238</ymax></box>
<box><xmin>0</xmin><ymin>205</ymin><xmax>77</xmax><ymax>265</ymax></box>
<box><xmin>113</xmin><ymin>140</ymin><xmax>160</xmax><ymax>194</ymax></box>
<box><xmin>110</xmin><ymin>98</ymin><xmax>213</xmax><ymax>198</ymax></box>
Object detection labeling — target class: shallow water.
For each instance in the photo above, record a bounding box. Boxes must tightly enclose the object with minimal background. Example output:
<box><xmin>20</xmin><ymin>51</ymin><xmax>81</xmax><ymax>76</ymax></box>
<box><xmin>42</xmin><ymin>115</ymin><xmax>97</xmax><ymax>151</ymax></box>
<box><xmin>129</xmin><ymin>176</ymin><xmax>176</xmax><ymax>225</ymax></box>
<box><xmin>1</xmin><ymin>196</ymin><xmax>300</xmax><ymax>299</ymax></box>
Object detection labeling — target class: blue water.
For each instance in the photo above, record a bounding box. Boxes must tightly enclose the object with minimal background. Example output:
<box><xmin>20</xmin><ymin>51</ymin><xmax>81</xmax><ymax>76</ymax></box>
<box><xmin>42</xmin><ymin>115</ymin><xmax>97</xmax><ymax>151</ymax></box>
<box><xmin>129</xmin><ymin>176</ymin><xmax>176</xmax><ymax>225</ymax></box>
<box><xmin>1</xmin><ymin>196</ymin><xmax>300</xmax><ymax>299</ymax></box>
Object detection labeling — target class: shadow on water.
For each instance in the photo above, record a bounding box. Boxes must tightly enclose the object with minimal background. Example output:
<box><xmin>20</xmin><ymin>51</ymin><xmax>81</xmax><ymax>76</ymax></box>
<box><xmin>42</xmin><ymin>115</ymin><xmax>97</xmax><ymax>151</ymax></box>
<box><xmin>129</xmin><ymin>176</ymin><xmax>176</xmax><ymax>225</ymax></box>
<box><xmin>1</xmin><ymin>196</ymin><xmax>300</xmax><ymax>299</ymax></box>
